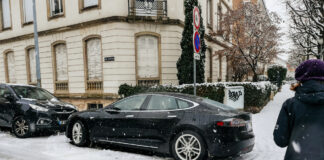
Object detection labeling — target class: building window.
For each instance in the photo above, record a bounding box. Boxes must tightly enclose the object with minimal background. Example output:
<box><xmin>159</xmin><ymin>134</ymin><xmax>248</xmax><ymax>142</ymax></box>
<box><xmin>48</xmin><ymin>0</ymin><xmax>64</xmax><ymax>18</ymax></box>
<box><xmin>205</xmin><ymin>49</ymin><xmax>212</xmax><ymax>82</ymax></box>
<box><xmin>88</xmin><ymin>103</ymin><xmax>103</xmax><ymax>110</ymax></box>
<box><xmin>21</xmin><ymin>0</ymin><xmax>33</xmax><ymax>24</ymax></box>
<box><xmin>4</xmin><ymin>51</ymin><xmax>16</xmax><ymax>83</ymax></box>
<box><xmin>84</xmin><ymin>37</ymin><xmax>103</xmax><ymax>92</ymax></box>
<box><xmin>136</xmin><ymin>34</ymin><xmax>160</xmax><ymax>86</ymax></box>
<box><xmin>0</xmin><ymin>0</ymin><xmax>12</xmax><ymax>30</ymax></box>
<box><xmin>79</xmin><ymin>0</ymin><xmax>100</xmax><ymax>12</ymax></box>
<box><xmin>53</xmin><ymin>43</ymin><xmax>69</xmax><ymax>92</ymax></box>
<box><xmin>207</xmin><ymin>0</ymin><xmax>213</xmax><ymax>28</ymax></box>
<box><xmin>26</xmin><ymin>47</ymin><xmax>37</xmax><ymax>85</ymax></box>
<box><xmin>129</xmin><ymin>0</ymin><xmax>167</xmax><ymax>17</ymax></box>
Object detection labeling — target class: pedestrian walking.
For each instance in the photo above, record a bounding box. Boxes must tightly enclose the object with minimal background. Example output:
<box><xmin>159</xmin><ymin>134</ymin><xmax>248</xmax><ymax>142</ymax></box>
<box><xmin>273</xmin><ymin>59</ymin><xmax>324</xmax><ymax>160</ymax></box>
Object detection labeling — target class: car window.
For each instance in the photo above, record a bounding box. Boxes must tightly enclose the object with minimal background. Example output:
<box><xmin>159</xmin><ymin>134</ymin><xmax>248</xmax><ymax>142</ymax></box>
<box><xmin>113</xmin><ymin>95</ymin><xmax>147</xmax><ymax>110</ymax></box>
<box><xmin>147</xmin><ymin>95</ymin><xmax>178</xmax><ymax>110</ymax></box>
<box><xmin>177</xmin><ymin>99</ymin><xmax>192</xmax><ymax>109</ymax></box>
<box><xmin>0</xmin><ymin>86</ymin><xmax>12</xmax><ymax>99</ymax></box>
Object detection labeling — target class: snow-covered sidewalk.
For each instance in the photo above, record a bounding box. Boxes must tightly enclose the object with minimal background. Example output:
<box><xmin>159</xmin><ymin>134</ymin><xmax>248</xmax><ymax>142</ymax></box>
<box><xmin>241</xmin><ymin>84</ymin><xmax>294</xmax><ymax>160</ymax></box>
<box><xmin>0</xmin><ymin>85</ymin><xmax>294</xmax><ymax>160</ymax></box>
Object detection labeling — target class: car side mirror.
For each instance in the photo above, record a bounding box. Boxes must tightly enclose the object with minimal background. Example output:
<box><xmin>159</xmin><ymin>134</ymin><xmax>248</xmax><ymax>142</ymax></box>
<box><xmin>4</xmin><ymin>94</ymin><xmax>15</xmax><ymax>102</ymax></box>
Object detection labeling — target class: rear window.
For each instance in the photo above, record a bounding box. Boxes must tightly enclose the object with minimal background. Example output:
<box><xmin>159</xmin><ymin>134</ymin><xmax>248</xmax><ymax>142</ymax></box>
<box><xmin>202</xmin><ymin>98</ymin><xmax>235</xmax><ymax>111</ymax></box>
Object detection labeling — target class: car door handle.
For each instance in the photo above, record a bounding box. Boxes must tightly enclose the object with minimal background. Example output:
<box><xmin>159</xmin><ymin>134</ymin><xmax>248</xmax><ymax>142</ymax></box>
<box><xmin>125</xmin><ymin>115</ymin><xmax>134</xmax><ymax>118</ymax></box>
<box><xmin>168</xmin><ymin>115</ymin><xmax>177</xmax><ymax>118</ymax></box>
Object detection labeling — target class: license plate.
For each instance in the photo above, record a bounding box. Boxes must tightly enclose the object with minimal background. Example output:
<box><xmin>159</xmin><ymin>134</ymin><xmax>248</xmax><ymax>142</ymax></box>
<box><xmin>58</xmin><ymin>120</ymin><xmax>67</xmax><ymax>125</ymax></box>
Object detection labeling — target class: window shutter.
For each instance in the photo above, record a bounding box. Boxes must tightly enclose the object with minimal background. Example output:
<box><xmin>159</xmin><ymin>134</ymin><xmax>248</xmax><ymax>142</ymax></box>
<box><xmin>137</xmin><ymin>35</ymin><xmax>159</xmax><ymax>78</ymax></box>
<box><xmin>7</xmin><ymin>52</ymin><xmax>16</xmax><ymax>83</ymax></box>
<box><xmin>55</xmin><ymin>44</ymin><xmax>68</xmax><ymax>81</ymax></box>
<box><xmin>87</xmin><ymin>38</ymin><xmax>102</xmax><ymax>81</ymax></box>
<box><xmin>23</xmin><ymin>0</ymin><xmax>33</xmax><ymax>23</ymax></box>
<box><xmin>84</xmin><ymin>0</ymin><xmax>98</xmax><ymax>8</ymax></box>
<box><xmin>1</xmin><ymin>0</ymin><xmax>11</xmax><ymax>28</ymax></box>
<box><xmin>28</xmin><ymin>48</ymin><xmax>37</xmax><ymax>83</ymax></box>
<box><xmin>207</xmin><ymin>0</ymin><xmax>211</xmax><ymax>26</ymax></box>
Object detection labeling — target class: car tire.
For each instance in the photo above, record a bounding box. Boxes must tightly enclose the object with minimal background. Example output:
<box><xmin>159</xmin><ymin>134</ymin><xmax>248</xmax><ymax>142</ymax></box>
<box><xmin>171</xmin><ymin>130</ymin><xmax>207</xmax><ymax>160</ymax></box>
<box><xmin>12</xmin><ymin>116</ymin><xmax>31</xmax><ymax>138</ymax></box>
<box><xmin>71</xmin><ymin>120</ymin><xmax>89</xmax><ymax>147</ymax></box>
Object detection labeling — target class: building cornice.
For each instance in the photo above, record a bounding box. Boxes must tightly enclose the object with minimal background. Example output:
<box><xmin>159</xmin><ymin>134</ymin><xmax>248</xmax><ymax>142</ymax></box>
<box><xmin>205</xmin><ymin>34</ymin><xmax>230</xmax><ymax>49</ymax></box>
<box><xmin>0</xmin><ymin>16</ymin><xmax>185</xmax><ymax>45</ymax></box>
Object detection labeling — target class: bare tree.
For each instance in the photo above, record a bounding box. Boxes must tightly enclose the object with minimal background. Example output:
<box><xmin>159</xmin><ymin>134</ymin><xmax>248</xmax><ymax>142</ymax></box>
<box><xmin>287</xmin><ymin>45</ymin><xmax>307</xmax><ymax>68</ymax></box>
<box><xmin>286</xmin><ymin>0</ymin><xmax>324</xmax><ymax>59</ymax></box>
<box><xmin>210</xmin><ymin>3</ymin><xmax>282</xmax><ymax>82</ymax></box>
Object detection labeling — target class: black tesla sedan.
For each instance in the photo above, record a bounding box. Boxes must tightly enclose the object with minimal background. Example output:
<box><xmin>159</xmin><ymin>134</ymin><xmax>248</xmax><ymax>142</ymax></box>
<box><xmin>0</xmin><ymin>83</ymin><xmax>78</xmax><ymax>138</ymax></box>
<box><xmin>66</xmin><ymin>93</ymin><xmax>254</xmax><ymax>160</ymax></box>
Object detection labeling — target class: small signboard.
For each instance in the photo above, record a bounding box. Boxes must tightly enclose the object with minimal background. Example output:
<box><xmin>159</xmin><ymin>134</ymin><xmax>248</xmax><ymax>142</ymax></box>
<box><xmin>193</xmin><ymin>7</ymin><xmax>200</xmax><ymax>30</ymax></box>
<box><xmin>224</xmin><ymin>86</ymin><xmax>244</xmax><ymax>110</ymax></box>
<box><xmin>104</xmin><ymin>56</ymin><xmax>115</xmax><ymax>62</ymax></box>
<box><xmin>194</xmin><ymin>53</ymin><xmax>200</xmax><ymax>60</ymax></box>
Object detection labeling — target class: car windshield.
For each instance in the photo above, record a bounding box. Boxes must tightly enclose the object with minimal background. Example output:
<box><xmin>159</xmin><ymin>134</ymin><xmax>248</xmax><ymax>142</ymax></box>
<box><xmin>11</xmin><ymin>86</ymin><xmax>56</xmax><ymax>101</ymax></box>
<box><xmin>202</xmin><ymin>98</ymin><xmax>235</xmax><ymax>111</ymax></box>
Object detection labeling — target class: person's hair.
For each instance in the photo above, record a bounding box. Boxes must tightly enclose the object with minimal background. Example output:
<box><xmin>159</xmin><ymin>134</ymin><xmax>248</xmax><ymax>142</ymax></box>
<box><xmin>291</xmin><ymin>80</ymin><xmax>324</xmax><ymax>91</ymax></box>
<box><xmin>290</xmin><ymin>82</ymin><xmax>301</xmax><ymax>91</ymax></box>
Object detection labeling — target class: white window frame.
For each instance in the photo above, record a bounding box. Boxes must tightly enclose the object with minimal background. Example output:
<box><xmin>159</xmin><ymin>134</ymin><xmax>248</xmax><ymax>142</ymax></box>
<box><xmin>21</xmin><ymin>0</ymin><xmax>33</xmax><ymax>24</ymax></box>
<box><xmin>0</xmin><ymin>0</ymin><xmax>12</xmax><ymax>30</ymax></box>
<box><xmin>49</xmin><ymin>0</ymin><xmax>64</xmax><ymax>17</ymax></box>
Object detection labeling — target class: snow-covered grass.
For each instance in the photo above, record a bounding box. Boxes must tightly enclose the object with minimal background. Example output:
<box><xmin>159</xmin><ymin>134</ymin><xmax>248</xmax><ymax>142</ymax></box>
<box><xmin>0</xmin><ymin>85</ymin><xmax>294</xmax><ymax>160</ymax></box>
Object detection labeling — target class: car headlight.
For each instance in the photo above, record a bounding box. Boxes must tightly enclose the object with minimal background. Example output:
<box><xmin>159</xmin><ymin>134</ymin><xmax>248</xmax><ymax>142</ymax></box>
<box><xmin>29</xmin><ymin>104</ymin><xmax>49</xmax><ymax>112</ymax></box>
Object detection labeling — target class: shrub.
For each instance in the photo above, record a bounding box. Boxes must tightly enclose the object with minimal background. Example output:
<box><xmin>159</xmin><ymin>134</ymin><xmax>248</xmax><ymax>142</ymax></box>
<box><xmin>267</xmin><ymin>64</ymin><xmax>287</xmax><ymax>88</ymax></box>
<box><xmin>118</xmin><ymin>82</ymin><xmax>277</xmax><ymax>113</ymax></box>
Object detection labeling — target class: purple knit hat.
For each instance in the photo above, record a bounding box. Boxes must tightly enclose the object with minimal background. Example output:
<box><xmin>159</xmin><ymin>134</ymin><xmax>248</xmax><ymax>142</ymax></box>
<box><xmin>295</xmin><ymin>59</ymin><xmax>324</xmax><ymax>82</ymax></box>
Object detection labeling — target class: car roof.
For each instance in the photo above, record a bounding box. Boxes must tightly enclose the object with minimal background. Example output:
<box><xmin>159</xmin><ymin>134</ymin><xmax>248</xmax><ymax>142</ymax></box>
<box><xmin>0</xmin><ymin>83</ymin><xmax>37</xmax><ymax>88</ymax></box>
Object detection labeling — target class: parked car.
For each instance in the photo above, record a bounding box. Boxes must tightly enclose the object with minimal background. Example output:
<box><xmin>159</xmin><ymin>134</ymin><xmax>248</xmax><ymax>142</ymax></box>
<box><xmin>66</xmin><ymin>93</ymin><xmax>254</xmax><ymax>159</ymax></box>
<box><xmin>0</xmin><ymin>83</ymin><xmax>78</xmax><ymax>138</ymax></box>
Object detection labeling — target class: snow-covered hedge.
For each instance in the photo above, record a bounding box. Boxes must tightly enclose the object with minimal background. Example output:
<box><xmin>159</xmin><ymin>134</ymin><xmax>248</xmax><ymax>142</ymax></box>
<box><xmin>118</xmin><ymin>82</ymin><xmax>278</xmax><ymax>113</ymax></box>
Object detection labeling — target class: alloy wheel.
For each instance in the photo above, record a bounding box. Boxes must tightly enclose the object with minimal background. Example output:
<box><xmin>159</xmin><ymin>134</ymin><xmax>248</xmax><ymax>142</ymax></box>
<box><xmin>14</xmin><ymin>118</ymin><xmax>29</xmax><ymax>137</ymax></box>
<box><xmin>72</xmin><ymin>122</ymin><xmax>83</xmax><ymax>144</ymax></box>
<box><xmin>175</xmin><ymin>134</ymin><xmax>202</xmax><ymax>160</ymax></box>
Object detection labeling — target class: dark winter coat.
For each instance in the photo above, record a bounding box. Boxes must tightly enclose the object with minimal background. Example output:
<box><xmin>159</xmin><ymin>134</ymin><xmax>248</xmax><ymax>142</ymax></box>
<box><xmin>274</xmin><ymin>80</ymin><xmax>324</xmax><ymax>160</ymax></box>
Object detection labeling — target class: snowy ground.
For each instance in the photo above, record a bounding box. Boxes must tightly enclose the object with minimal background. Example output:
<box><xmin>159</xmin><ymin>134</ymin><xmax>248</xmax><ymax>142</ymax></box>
<box><xmin>0</xmin><ymin>85</ymin><xmax>294</xmax><ymax>160</ymax></box>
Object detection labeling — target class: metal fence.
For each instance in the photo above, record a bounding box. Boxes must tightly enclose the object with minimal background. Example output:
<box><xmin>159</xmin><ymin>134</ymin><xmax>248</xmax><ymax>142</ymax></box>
<box><xmin>128</xmin><ymin>0</ymin><xmax>167</xmax><ymax>17</ymax></box>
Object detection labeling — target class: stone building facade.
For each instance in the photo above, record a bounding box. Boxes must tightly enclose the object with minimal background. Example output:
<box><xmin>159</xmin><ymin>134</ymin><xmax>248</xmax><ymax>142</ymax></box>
<box><xmin>0</xmin><ymin>0</ymin><xmax>232</xmax><ymax>110</ymax></box>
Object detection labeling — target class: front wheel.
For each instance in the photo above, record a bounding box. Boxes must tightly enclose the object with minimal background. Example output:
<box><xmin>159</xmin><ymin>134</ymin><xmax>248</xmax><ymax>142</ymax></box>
<box><xmin>71</xmin><ymin>120</ymin><xmax>89</xmax><ymax>147</ymax></box>
<box><xmin>171</xmin><ymin>131</ymin><xmax>207</xmax><ymax>160</ymax></box>
<box><xmin>12</xmin><ymin>116</ymin><xmax>31</xmax><ymax>138</ymax></box>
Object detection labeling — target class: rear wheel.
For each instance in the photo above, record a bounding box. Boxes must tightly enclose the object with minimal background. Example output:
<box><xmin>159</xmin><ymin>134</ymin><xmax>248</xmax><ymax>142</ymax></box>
<box><xmin>12</xmin><ymin>116</ymin><xmax>31</xmax><ymax>138</ymax></box>
<box><xmin>71</xmin><ymin>120</ymin><xmax>89</xmax><ymax>146</ymax></box>
<box><xmin>171</xmin><ymin>131</ymin><xmax>207</xmax><ymax>160</ymax></box>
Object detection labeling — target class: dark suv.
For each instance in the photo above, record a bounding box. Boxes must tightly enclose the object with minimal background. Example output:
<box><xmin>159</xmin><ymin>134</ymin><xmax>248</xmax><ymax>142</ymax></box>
<box><xmin>0</xmin><ymin>83</ymin><xmax>78</xmax><ymax>138</ymax></box>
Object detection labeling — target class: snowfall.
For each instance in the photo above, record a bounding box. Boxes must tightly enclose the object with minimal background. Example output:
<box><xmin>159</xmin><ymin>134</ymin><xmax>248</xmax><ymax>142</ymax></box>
<box><xmin>0</xmin><ymin>85</ymin><xmax>294</xmax><ymax>160</ymax></box>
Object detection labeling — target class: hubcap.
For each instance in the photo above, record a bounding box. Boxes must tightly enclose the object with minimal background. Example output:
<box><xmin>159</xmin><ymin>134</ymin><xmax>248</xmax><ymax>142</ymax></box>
<box><xmin>72</xmin><ymin>122</ymin><xmax>83</xmax><ymax>144</ymax></box>
<box><xmin>15</xmin><ymin>119</ymin><xmax>29</xmax><ymax>136</ymax></box>
<box><xmin>175</xmin><ymin>134</ymin><xmax>201</xmax><ymax>160</ymax></box>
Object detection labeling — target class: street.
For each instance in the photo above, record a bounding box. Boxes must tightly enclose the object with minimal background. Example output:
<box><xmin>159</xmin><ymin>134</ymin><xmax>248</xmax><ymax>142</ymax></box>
<box><xmin>0</xmin><ymin>85</ymin><xmax>293</xmax><ymax>160</ymax></box>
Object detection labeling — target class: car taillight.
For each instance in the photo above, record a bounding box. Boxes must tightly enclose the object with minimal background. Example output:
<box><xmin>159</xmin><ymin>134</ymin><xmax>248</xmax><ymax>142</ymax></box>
<box><xmin>216</xmin><ymin>118</ymin><xmax>246</xmax><ymax>127</ymax></box>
